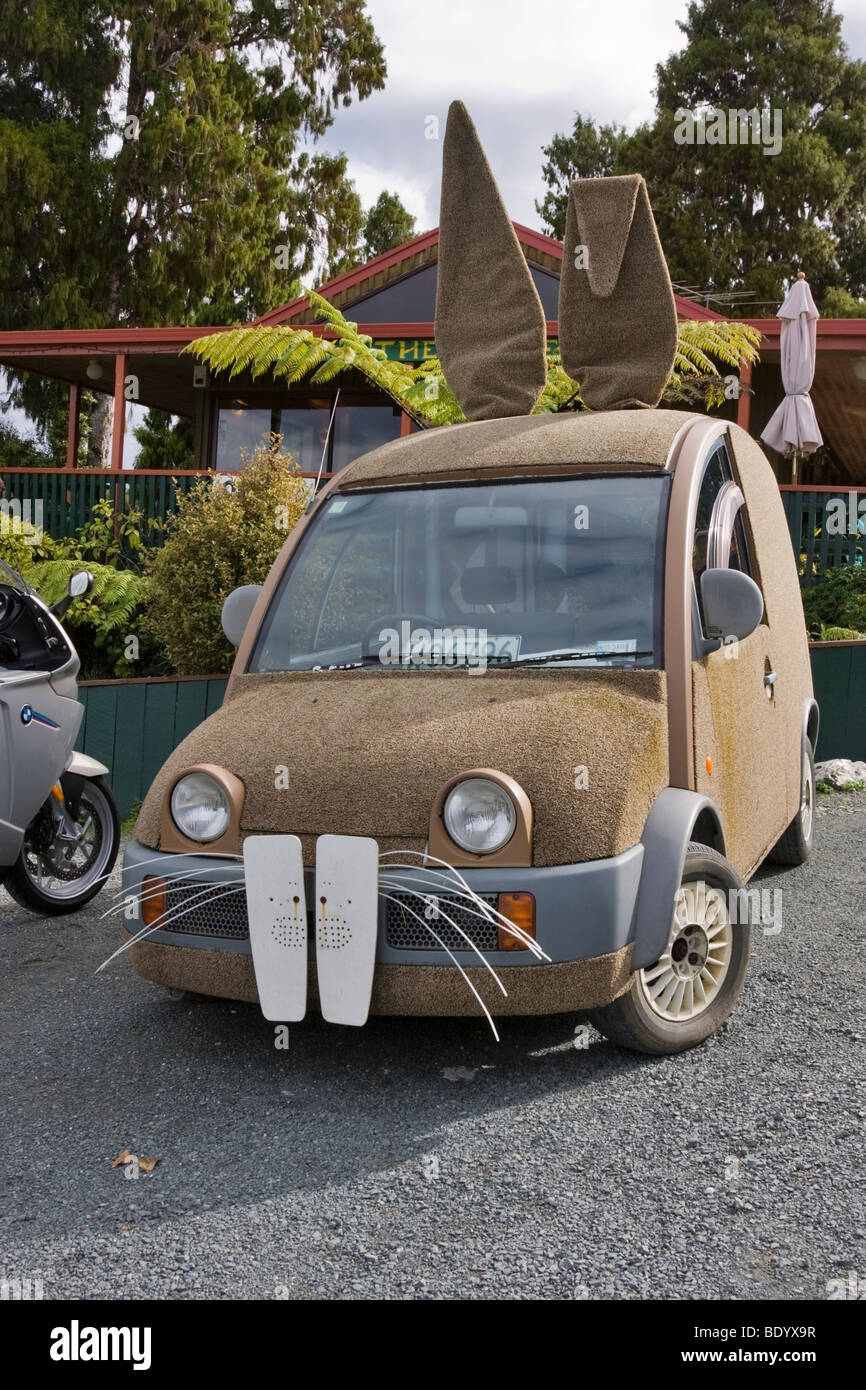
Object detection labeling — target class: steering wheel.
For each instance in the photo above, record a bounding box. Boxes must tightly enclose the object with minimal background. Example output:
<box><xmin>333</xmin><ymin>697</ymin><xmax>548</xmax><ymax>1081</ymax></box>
<box><xmin>360</xmin><ymin>612</ymin><xmax>441</xmax><ymax>661</ymax></box>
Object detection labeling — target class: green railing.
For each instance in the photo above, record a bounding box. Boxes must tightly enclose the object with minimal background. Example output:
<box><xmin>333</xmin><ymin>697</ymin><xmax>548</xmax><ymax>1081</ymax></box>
<box><xmin>0</xmin><ymin>468</ymin><xmax>214</xmax><ymax>542</ymax></box>
<box><xmin>3</xmin><ymin>471</ymin><xmax>865</xmax><ymax>585</ymax></box>
<box><xmin>781</xmin><ymin>486</ymin><xmax>866</xmax><ymax>586</ymax></box>
<box><xmin>0</xmin><ymin>467</ymin><xmax>325</xmax><ymax>546</ymax></box>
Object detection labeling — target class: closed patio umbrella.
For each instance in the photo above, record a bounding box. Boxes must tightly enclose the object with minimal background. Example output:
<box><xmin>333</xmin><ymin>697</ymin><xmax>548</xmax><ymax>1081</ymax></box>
<box><xmin>761</xmin><ymin>271</ymin><xmax>823</xmax><ymax>480</ymax></box>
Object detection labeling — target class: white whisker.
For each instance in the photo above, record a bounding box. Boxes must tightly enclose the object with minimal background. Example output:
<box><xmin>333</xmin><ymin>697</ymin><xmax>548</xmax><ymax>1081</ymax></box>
<box><xmin>379</xmin><ymin>891</ymin><xmax>501</xmax><ymax>1041</ymax></box>
<box><xmin>383</xmin><ymin>884</ymin><xmax>507</xmax><ymax>993</ymax></box>
<box><xmin>102</xmin><ymin>867</ymin><xmax>246</xmax><ymax>919</ymax></box>
<box><xmin>379</xmin><ymin>854</ymin><xmax>550</xmax><ymax>960</ymax></box>
<box><xmin>107</xmin><ymin>848</ymin><xmax>243</xmax><ymax>901</ymax></box>
<box><xmin>381</xmin><ymin>866</ymin><xmax>545</xmax><ymax>958</ymax></box>
<box><xmin>95</xmin><ymin>884</ymin><xmax>246</xmax><ymax>972</ymax></box>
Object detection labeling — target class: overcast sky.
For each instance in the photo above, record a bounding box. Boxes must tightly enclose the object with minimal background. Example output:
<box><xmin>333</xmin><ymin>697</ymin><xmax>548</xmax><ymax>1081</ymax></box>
<box><xmin>319</xmin><ymin>0</ymin><xmax>866</xmax><ymax>234</ymax></box>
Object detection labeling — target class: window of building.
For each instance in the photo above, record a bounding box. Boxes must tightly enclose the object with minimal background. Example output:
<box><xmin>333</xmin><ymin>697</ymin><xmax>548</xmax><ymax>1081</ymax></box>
<box><xmin>213</xmin><ymin>396</ymin><xmax>403</xmax><ymax>473</ymax></box>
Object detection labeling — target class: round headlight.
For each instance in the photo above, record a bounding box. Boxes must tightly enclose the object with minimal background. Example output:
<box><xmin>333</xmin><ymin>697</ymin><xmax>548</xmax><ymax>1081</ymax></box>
<box><xmin>170</xmin><ymin>772</ymin><xmax>231</xmax><ymax>843</ymax></box>
<box><xmin>443</xmin><ymin>777</ymin><xmax>517</xmax><ymax>855</ymax></box>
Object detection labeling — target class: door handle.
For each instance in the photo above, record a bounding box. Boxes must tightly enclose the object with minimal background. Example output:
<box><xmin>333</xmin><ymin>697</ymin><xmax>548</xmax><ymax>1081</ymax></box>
<box><xmin>764</xmin><ymin>670</ymin><xmax>778</xmax><ymax>697</ymax></box>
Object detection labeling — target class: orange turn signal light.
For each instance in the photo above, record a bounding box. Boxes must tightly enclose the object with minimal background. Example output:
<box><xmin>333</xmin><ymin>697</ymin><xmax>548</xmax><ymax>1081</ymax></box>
<box><xmin>706</xmin><ymin>756</ymin><xmax>713</xmax><ymax>775</ymax></box>
<box><xmin>497</xmin><ymin>892</ymin><xmax>536</xmax><ymax>951</ymax></box>
<box><xmin>141</xmin><ymin>875</ymin><xmax>167</xmax><ymax>928</ymax></box>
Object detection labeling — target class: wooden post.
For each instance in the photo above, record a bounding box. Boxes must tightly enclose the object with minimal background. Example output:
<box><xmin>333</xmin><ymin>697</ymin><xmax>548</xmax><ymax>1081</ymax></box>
<box><xmin>736</xmin><ymin>359</ymin><xmax>752</xmax><ymax>434</ymax></box>
<box><xmin>110</xmin><ymin>353</ymin><xmax>127</xmax><ymax>472</ymax></box>
<box><xmin>400</xmin><ymin>411</ymin><xmax>413</xmax><ymax>437</ymax></box>
<box><xmin>65</xmin><ymin>383</ymin><xmax>80</xmax><ymax>470</ymax></box>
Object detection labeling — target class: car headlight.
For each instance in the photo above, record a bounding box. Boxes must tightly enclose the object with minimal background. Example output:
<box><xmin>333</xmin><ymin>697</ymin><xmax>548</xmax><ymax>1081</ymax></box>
<box><xmin>170</xmin><ymin>772</ymin><xmax>231</xmax><ymax>843</ymax></box>
<box><xmin>443</xmin><ymin>777</ymin><xmax>517</xmax><ymax>855</ymax></box>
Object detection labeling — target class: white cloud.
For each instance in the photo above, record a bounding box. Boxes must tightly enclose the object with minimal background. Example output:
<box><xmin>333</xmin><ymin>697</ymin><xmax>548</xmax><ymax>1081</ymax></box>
<box><xmin>319</xmin><ymin>0</ymin><xmax>866</xmax><ymax>230</ymax></box>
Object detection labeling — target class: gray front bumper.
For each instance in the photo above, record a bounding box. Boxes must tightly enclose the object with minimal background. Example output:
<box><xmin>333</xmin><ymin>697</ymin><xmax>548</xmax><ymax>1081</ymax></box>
<box><xmin>121</xmin><ymin>837</ymin><xmax>644</xmax><ymax>967</ymax></box>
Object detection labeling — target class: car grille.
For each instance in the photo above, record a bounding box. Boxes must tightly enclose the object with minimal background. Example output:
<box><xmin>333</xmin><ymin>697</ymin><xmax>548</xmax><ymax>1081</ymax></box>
<box><xmin>161</xmin><ymin>879</ymin><xmax>502</xmax><ymax>953</ymax></box>
<box><xmin>164</xmin><ymin>879</ymin><xmax>250</xmax><ymax>940</ymax></box>
<box><xmin>384</xmin><ymin>891</ymin><xmax>500</xmax><ymax>951</ymax></box>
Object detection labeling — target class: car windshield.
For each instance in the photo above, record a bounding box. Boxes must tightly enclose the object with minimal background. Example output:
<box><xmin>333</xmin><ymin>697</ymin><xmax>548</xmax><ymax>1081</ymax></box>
<box><xmin>249</xmin><ymin>473</ymin><xmax>670</xmax><ymax>673</ymax></box>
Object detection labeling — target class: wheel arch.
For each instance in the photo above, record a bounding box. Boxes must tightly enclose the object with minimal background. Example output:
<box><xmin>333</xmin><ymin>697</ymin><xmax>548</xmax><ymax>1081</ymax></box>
<box><xmin>631</xmin><ymin>788</ymin><xmax>728</xmax><ymax>970</ymax></box>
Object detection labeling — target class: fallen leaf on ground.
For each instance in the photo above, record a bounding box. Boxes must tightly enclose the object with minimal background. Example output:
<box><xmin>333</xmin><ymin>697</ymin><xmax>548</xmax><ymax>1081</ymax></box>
<box><xmin>137</xmin><ymin>1156</ymin><xmax>159</xmax><ymax>1172</ymax></box>
<box><xmin>111</xmin><ymin>1149</ymin><xmax>132</xmax><ymax>1168</ymax></box>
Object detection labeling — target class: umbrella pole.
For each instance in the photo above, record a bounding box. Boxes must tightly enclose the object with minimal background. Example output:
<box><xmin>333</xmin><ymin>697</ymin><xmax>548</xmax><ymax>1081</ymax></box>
<box><xmin>791</xmin><ymin>449</ymin><xmax>799</xmax><ymax>485</ymax></box>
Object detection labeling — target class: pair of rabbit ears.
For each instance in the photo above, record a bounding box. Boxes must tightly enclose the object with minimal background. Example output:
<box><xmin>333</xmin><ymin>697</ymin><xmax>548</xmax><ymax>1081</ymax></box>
<box><xmin>434</xmin><ymin>101</ymin><xmax>678</xmax><ymax>418</ymax></box>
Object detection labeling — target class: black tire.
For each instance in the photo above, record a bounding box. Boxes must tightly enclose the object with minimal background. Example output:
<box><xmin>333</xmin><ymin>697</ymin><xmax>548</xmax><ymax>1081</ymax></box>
<box><xmin>587</xmin><ymin>842</ymin><xmax>752</xmax><ymax>1056</ymax></box>
<box><xmin>768</xmin><ymin>742</ymin><xmax>816</xmax><ymax>866</ymax></box>
<box><xmin>4</xmin><ymin>777</ymin><xmax>120</xmax><ymax>915</ymax></box>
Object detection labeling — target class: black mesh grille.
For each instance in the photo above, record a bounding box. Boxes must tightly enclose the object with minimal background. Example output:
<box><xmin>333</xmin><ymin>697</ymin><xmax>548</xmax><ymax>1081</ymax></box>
<box><xmin>160</xmin><ymin>879</ymin><xmax>502</xmax><ymax>953</ymax></box>
<box><xmin>384</xmin><ymin>892</ymin><xmax>499</xmax><ymax>951</ymax></box>
<box><xmin>164</xmin><ymin>880</ymin><xmax>250</xmax><ymax>939</ymax></box>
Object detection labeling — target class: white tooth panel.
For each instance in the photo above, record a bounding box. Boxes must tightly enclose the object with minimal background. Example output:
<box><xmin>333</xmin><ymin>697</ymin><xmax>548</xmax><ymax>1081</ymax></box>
<box><xmin>315</xmin><ymin>835</ymin><xmax>379</xmax><ymax>1026</ymax></box>
<box><xmin>243</xmin><ymin>835</ymin><xmax>307</xmax><ymax>1021</ymax></box>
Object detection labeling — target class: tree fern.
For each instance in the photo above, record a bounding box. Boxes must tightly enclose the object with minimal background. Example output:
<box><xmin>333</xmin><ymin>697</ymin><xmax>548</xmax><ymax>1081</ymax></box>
<box><xmin>184</xmin><ymin>293</ymin><xmax>762</xmax><ymax>426</ymax></box>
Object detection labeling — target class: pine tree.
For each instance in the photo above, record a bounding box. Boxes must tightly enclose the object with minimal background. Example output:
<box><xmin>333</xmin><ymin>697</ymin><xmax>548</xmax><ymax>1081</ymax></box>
<box><xmin>537</xmin><ymin>0</ymin><xmax>866</xmax><ymax>310</ymax></box>
<box><xmin>363</xmin><ymin>191</ymin><xmax>417</xmax><ymax>259</ymax></box>
<box><xmin>0</xmin><ymin>0</ymin><xmax>386</xmax><ymax>445</ymax></box>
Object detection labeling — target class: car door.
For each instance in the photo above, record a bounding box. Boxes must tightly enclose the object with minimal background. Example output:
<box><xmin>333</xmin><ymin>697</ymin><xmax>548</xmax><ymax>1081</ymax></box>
<box><xmin>691</xmin><ymin>440</ymin><xmax>790</xmax><ymax>878</ymax></box>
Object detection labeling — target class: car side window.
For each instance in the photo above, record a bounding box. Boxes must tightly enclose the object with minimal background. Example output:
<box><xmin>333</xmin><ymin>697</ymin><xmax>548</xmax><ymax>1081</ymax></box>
<box><xmin>693</xmin><ymin>441</ymin><xmax>761</xmax><ymax>636</ymax></box>
<box><xmin>693</xmin><ymin>445</ymin><xmax>728</xmax><ymax>627</ymax></box>
<box><xmin>729</xmin><ymin>509</ymin><xmax>753</xmax><ymax>578</ymax></box>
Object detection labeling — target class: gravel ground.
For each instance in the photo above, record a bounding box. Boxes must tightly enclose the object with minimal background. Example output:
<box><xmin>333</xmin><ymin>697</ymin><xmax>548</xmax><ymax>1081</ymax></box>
<box><xmin>0</xmin><ymin>793</ymin><xmax>863</xmax><ymax>1302</ymax></box>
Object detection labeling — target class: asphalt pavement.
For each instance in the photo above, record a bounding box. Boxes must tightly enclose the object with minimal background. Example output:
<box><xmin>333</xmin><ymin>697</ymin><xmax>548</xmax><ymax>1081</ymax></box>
<box><xmin>1</xmin><ymin>792</ymin><xmax>863</xmax><ymax>1301</ymax></box>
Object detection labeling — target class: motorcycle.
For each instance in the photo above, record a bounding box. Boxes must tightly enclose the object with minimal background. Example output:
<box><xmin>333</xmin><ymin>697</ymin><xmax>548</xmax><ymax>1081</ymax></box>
<box><xmin>0</xmin><ymin>559</ymin><xmax>120</xmax><ymax>913</ymax></box>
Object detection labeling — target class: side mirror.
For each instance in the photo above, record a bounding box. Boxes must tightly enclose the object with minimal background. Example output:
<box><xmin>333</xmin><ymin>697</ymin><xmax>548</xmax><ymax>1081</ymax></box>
<box><xmin>221</xmin><ymin>585</ymin><xmax>262</xmax><ymax>647</ymax></box>
<box><xmin>50</xmin><ymin>569</ymin><xmax>94</xmax><ymax>619</ymax></box>
<box><xmin>69</xmin><ymin>570</ymin><xmax>94</xmax><ymax>599</ymax></box>
<box><xmin>700</xmin><ymin>567</ymin><xmax>764</xmax><ymax>643</ymax></box>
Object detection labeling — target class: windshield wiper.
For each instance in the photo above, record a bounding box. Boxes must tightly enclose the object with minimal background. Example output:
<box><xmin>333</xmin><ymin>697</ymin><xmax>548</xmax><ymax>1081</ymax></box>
<box><xmin>484</xmin><ymin>649</ymin><xmax>655</xmax><ymax>669</ymax></box>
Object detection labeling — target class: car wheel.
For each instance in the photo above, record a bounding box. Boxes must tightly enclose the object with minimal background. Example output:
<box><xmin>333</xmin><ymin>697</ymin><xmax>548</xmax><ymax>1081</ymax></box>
<box><xmin>587</xmin><ymin>842</ymin><xmax>752</xmax><ymax>1055</ymax></box>
<box><xmin>768</xmin><ymin>742</ymin><xmax>816</xmax><ymax>866</ymax></box>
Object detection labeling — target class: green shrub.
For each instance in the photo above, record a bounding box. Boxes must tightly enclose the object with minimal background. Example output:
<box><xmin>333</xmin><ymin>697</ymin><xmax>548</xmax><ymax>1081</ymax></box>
<box><xmin>28</xmin><ymin>558</ymin><xmax>155</xmax><ymax>678</ymax></box>
<box><xmin>0</xmin><ymin>509</ymin><xmax>162</xmax><ymax>678</ymax></box>
<box><xmin>802</xmin><ymin>567</ymin><xmax>866</xmax><ymax>640</ymax></box>
<box><xmin>142</xmin><ymin>438</ymin><xmax>308</xmax><ymax>675</ymax></box>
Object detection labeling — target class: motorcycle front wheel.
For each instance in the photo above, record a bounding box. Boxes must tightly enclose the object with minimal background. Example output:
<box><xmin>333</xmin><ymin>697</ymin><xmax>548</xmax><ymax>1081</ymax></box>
<box><xmin>4</xmin><ymin>777</ymin><xmax>120</xmax><ymax>915</ymax></box>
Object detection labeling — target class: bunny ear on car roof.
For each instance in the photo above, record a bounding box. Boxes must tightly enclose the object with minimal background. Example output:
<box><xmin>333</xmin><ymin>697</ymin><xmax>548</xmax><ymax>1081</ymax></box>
<box><xmin>434</xmin><ymin>101</ymin><xmax>678</xmax><ymax>419</ymax></box>
<box><xmin>434</xmin><ymin>100</ymin><xmax>548</xmax><ymax>422</ymax></box>
<box><xmin>559</xmin><ymin>172</ymin><xmax>678</xmax><ymax>411</ymax></box>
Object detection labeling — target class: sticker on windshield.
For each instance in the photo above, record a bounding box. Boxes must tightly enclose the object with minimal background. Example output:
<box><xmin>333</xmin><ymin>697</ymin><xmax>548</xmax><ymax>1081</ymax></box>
<box><xmin>406</xmin><ymin>630</ymin><xmax>521</xmax><ymax>664</ymax></box>
<box><xmin>594</xmin><ymin>639</ymin><xmax>637</xmax><ymax>656</ymax></box>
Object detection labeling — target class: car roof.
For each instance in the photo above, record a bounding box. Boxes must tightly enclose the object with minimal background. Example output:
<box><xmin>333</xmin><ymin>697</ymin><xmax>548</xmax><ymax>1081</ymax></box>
<box><xmin>337</xmin><ymin>408</ymin><xmax>703</xmax><ymax>489</ymax></box>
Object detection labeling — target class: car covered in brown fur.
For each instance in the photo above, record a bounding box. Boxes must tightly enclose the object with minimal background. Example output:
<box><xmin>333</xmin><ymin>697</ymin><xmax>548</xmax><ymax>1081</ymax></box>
<box><xmin>120</xmin><ymin>104</ymin><xmax>817</xmax><ymax>1054</ymax></box>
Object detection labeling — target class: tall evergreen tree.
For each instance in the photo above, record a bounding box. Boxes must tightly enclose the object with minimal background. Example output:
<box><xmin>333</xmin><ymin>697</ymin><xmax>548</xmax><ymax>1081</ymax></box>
<box><xmin>362</xmin><ymin>190</ymin><xmax>417</xmax><ymax>259</ymax></box>
<box><xmin>0</xmin><ymin>0</ymin><xmax>386</xmax><ymax>448</ymax></box>
<box><xmin>538</xmin><ymin>0</ymin><xmax>866</xmax><ymax>310</ymax></box>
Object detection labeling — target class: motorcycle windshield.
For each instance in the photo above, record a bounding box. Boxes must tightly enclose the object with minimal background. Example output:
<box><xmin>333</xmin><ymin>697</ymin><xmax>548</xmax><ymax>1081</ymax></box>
<box><xmin>0</xmin><ymin>558</ymin><xmax>30</xmax><ymax>593</ymax></box>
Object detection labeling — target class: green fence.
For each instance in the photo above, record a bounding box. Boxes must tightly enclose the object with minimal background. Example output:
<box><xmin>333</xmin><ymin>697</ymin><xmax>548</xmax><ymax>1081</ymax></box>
<box><xmin>809</xmin><ymin>642</ymin><xmax>866</xmax><ymax>761</ymax></box>
<box><xmin>781</xmin><ymin>486</ymin><xmax>866</xmax><ymax>586</ymax></box>
<box><xmin>77</xmin><ymin>675</ymin><xmax>228</xmax><ymax>818</ymax></box>
<box><xmin>0</xmin><ymin>468</ymin><xmax>211</xmax><ymax>543</ymax></box>
<box><xmin>4</xmin><ymin>472</ymin><xmax>865</xmax><ymax>581</ymax></box>
<box><xmin>78</xmin><ymin>649</ymin><xmax>865</xmax><ymax>821</ymax></box>
<box><xmin>0</xmin><ymin>467</ymin><xmax>323</xmax><ymax>547</ymax></box>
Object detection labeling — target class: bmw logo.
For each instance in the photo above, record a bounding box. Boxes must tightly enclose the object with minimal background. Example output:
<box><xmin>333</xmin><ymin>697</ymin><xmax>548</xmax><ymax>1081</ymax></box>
<box><xmin>20</xmin><ymin>705</ymin><xmax>32</xmax><ymax>725</ymax></box>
